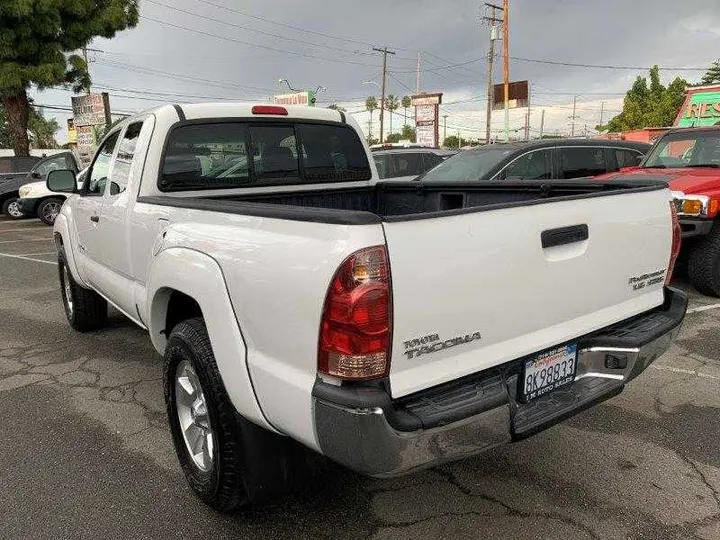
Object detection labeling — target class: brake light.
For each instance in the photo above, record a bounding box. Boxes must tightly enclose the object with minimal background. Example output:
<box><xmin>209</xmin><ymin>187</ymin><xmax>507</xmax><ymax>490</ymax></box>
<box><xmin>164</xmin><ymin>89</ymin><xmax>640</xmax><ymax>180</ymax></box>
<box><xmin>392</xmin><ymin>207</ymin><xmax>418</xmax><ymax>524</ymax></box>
<box><xmin>667</xmin><ymin>202</ymin><xmax>682</xmax><ymax>284</ymax></box>
<box><xmin>318</xmin><ymin>246</ymin><xmax>392</xmax><ymax>380</ymax></box>
<box><xmin>251</xmin><ymin>105</ymin><xmax>288</xmax><ymax>116</ymax></box>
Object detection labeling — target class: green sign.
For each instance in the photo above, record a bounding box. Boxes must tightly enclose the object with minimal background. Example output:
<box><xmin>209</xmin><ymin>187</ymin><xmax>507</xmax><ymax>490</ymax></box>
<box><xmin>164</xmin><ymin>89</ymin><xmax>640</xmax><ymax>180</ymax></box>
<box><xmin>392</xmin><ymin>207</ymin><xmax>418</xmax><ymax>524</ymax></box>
<box><xmin>677</xmin><ymin>91</ymin><xmax>720</xmax><ymax>127</ymax></box>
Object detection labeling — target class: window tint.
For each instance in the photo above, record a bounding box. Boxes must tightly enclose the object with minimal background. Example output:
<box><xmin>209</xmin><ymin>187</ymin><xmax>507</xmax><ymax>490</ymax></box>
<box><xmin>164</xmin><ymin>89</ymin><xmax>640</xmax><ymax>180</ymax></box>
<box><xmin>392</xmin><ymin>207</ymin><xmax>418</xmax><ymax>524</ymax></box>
<box><xmin>84</xmin><ymin>132</ymin><xmax>120</xmax><ymax>196</ymax></box>
<box><xmin>159</xmin><ymin>122</ymin><xmax>371</xmax><ymax>191</ymax></box>
<box><xmin>0</xmin><ymin>158</ymin><xmax>12</xmax><ymax>174</ymax></box>
<box><xmin>422</xmin><ymin>148</ymin><xmax>513</xmax><ymax>182</ymax></box>
<box><xmin>616</xmin><ymin>149</ymin><xmax>643</xmax><ymax>168</ymax></box>
<box><xmin>109</xmin><ymin>122</ymin><xmax>143</xmax><ymax>196</ymax></box>
<box><xmin>32</xmin><ymin>154</ymin><xmax>73</xmax><ymax>178</ymax></box>
<box><xmin>560</xmin><ymin>147</ymin><xmax>607</xmax><ymax>178</ymax></box>
<box><xmin>423</xmin><ymin>153</ymin><xmax>445</xmax><ymax>170</ymax></box>
<box><xmin>499</xmin><ymin>150</ymin><xmax>552</xmax><ymax>180</ymax></box>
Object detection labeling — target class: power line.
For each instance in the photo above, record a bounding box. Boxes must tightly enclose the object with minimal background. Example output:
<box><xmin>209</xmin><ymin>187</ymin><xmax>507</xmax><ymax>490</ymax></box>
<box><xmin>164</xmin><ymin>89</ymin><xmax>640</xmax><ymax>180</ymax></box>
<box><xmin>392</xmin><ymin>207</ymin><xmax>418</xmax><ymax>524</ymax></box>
<box><xmin>139</xmin><ymin>15</ymin><xmax>384</xmax><ymax>68</ymax></box>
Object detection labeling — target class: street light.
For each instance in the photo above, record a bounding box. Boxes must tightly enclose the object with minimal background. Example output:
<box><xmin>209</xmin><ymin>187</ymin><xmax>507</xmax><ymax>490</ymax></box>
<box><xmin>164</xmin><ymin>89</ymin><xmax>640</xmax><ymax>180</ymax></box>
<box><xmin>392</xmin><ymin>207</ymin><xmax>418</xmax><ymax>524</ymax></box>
<box><xmin>278</xmin><ymin>78</ymin><xmax>300</xmax><ymax>92</ymax></box>
<box><xmin>363</xmin><ymin>80</ymin><xmax>381</xmax><ymax>91</ymax></box>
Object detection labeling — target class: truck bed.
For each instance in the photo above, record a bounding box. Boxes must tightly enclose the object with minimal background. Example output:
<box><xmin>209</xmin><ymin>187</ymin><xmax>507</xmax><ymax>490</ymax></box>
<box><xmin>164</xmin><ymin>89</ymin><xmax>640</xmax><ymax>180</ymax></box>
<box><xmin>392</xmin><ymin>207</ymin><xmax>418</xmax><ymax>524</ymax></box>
<box><xmin>137</xmin><ymin>179</ymin><xmax>668</xmax><ymax>225</ymax></box>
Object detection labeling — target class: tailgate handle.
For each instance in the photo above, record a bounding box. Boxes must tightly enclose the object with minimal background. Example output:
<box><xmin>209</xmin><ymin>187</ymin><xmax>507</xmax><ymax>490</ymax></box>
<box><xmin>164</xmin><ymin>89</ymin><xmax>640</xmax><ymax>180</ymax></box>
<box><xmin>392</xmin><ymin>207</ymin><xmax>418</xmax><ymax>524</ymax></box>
<box><xmin>541</xmin><ymin>224</ymin><xmax>588</xmax><ymax>248</ymax></box>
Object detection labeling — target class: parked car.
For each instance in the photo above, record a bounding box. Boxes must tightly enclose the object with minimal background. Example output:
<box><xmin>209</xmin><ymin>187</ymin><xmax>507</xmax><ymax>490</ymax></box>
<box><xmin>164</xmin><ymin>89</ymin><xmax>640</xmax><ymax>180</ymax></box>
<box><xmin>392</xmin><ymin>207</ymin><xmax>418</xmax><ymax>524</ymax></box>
<box><xmin>598</xmin><ymin>126</ymin><xmax>720</xmax><ymax>296</ymax></box>
<box><xmin>0</xmin><ymin>155</ymin><xmax>41</xmax><ymax>217</ymax></box>
<box><xmin>373</xmin><ymin>147</ymin><xmax>455</xmax><ymax>181</ymax></box>
<box><xmin>3</xmin><ymin>151</ymin><xmax>81</xmax><ymax>222</ymax></box>
<box><xmin>419</xmin><ymin>139</ymin><xmax>651</xmax><ymax>182</ymax></box>
<box><xmin>19</xmin><ymin>167</ymin><xmax>87</xmax><ymax>225</ymax></box>
<box><xmin>50</xmin><ymin>102</ymin><xmax>685</xmax><ymax>512</ymax></box>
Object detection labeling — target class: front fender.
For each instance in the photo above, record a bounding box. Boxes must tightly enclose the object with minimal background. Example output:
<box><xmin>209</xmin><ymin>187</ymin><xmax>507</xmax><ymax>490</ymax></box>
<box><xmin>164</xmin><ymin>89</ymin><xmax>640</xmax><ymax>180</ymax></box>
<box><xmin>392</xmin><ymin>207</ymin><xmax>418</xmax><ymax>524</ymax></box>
<box><xmin>53</xmin><ymin>213</ymin><xmax>90</xmax><ymax>288</ymax></box>
<box><xmin>147</xmin><ymin>247</ymin><xmax>275</xmax><ymax>432</ymax></box>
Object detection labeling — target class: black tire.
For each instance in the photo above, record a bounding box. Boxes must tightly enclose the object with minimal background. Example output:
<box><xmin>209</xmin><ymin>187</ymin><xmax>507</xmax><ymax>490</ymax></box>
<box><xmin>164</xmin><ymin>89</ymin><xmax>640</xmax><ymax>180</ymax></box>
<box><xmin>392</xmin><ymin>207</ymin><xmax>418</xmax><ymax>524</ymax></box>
<box><xmin>164</xmin><ymin>318</ymin><xmax>298</xmax><ymax>512</ymax></box>
<box><xmin>58</xmin><ymin>246</ymin><xmax>108</xmax><ymax>331</ymax></box>
<box><xmin>2</xmin><ymin>197</ymin><xmax>25</xmax><ymax>219</ymax></box>
<box><xmin>688</xmin><ymin>222</ymin><xmax>720</xmax><ymax>297</ymax></box>
<box><xmin>37</xmin><ymin>197</ymin><xmax>64</xmax><ymax>226</ymax></box>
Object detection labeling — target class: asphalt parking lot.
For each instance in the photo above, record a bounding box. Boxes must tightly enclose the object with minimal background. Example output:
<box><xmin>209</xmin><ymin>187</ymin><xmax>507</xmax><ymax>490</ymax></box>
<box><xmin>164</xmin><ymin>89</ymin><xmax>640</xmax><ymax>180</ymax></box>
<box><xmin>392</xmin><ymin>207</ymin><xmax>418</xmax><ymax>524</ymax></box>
<box><xmin>0</xmin><ymin>216</ymin><xmax>718</xmax><ymax>540</ymax></box>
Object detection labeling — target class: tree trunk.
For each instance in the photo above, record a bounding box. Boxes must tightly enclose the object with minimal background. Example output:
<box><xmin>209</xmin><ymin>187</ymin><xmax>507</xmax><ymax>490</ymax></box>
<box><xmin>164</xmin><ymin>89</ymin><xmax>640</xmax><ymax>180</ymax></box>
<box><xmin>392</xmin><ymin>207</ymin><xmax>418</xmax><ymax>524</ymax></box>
<box><xmin>2</xmin><ymin>91</ymin><xmax>30</xmax><ymax>156</ymax></box>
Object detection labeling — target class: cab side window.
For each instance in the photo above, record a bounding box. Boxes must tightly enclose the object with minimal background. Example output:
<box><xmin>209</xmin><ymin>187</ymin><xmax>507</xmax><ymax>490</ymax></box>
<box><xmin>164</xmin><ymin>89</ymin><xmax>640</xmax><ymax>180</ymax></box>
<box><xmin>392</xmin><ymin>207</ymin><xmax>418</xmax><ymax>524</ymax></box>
<box><xmin>32</xmin><ymin>154</ymin><xmax>74</xmax><ymax>178</ymax></box>
<box><xmin>108</xmin><ymin>122</ymin><xmax>144</xmax><ymax>196</ymax></box>
<box><xmin>499</xmin><ymin>150</ymin><xmax>552</xmax><ymax>180</ymax></box>
<box><xmin>83</xmin><ymin>131</ymin><xmax>121</xmax><ymax>196</ymax></box>
<box><xmin>615</xmin><ymin>149</ymin><xmax>644</xmax><ymax>168</ymax></box>
<box><xmin>560</xmin><ymin>147</ymin><xmax>607</xmax><ymax>178</ymax></box>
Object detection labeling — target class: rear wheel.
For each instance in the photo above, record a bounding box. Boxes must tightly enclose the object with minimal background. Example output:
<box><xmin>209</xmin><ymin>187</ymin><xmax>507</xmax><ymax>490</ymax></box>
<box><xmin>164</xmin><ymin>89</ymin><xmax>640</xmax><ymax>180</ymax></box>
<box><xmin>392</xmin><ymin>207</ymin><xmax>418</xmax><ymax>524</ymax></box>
<box><xmin>2</xmin><ymin>197</ymin><xmax>24</xmax><ymax>219</ymax></box>
<box><xmin>58</xmin><ymin>246</ymin><xmax>108</xmax><ymax>331</ymax></box>
<box><xmin>38</xmin><ymin>197</ymin><xmax>63</xmax><ymax>225</ymax></box>
<box><xmin>164</xmin><ymin>318</ymin><xmax>299</xmax><ymax>512</ymax></box>
<box><xmin>688</xmin><ymin>222</ymin><xmax>720</xmax><ymax>297</ymax></box>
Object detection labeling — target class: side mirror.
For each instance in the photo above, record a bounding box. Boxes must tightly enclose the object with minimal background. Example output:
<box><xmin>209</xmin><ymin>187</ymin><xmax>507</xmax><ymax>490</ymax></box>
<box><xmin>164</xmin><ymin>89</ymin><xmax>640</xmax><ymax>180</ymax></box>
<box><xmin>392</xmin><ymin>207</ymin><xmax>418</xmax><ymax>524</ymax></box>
<box><xmin>47</xmin><ymin>169</ymin><xmax>78</xmax><ymax>193</ymax></box>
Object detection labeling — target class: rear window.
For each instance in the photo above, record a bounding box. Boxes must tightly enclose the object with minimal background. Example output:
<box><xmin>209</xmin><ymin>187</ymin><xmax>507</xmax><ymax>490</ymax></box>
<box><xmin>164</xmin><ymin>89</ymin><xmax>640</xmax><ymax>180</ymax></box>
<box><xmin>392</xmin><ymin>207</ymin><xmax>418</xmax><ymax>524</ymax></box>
<box><xmin>159</xmin><ymin>122</ymin><xmax>371</xmax><ymax>191</ymax></box>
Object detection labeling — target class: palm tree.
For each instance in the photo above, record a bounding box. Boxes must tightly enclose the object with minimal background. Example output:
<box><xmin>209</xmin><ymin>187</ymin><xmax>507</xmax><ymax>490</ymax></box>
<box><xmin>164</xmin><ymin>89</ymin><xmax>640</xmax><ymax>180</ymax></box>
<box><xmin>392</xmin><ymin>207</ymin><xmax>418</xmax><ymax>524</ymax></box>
<box><xmin>365</xmin><ymin>96</ymin><xmax>378</xmax><ymax>142</ymax></box>
<box><xmin>401</xmin><ymin>95</ymin><xmax>412</xmax><ymax>126</ymax></box>
<box><xmin>386</xmin><ymin>95</ymin><xmax>400</xmax><ymax>138</ymax></box>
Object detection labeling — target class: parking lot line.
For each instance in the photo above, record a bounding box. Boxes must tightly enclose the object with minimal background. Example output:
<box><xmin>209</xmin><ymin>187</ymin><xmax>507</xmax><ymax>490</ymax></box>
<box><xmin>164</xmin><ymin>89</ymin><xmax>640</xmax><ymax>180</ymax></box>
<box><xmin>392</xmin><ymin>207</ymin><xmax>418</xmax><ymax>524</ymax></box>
<box><xmin>16</xmin><ymin>251</ymin><xmax>57</xmax><ymax>256</ymax></box>
<box><xmin>0</xmin><ymin>228</ymin><xmax>50</xmax><ymax>233</ymax></box>
<box><xmin>0</xmin><ymin>252</ymin><xmax>57</xmax><ymax>266</ymax></box>
<box><xmin>651</xmin><ymin>364</ymin><xmax>720</xmax><ymax>380</ymax></box>
<box><xmin>0</xmin><ymin>238</ymin><xmax>52</xmax><ymax>244</ymax></box>
<box><xmin>686</xmin><ymin>302</ymin><xmax>720</xmax><ymax>314</ymax></box>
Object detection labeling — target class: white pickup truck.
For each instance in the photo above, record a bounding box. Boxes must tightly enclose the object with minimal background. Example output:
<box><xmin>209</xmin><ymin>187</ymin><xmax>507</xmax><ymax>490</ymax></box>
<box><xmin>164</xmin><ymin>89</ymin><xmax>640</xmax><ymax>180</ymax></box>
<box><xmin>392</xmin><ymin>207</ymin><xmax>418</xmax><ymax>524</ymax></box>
<box><xmin>48</xmin><ymin>103</ymin><xmax>687</xmax><ymax>512</ymax></box>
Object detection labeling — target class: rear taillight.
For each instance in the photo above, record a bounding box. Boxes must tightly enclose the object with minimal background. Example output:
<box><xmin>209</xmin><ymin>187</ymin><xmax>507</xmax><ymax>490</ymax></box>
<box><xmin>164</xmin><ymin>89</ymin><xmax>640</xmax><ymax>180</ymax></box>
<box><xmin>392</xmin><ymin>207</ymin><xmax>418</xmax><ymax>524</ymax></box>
<box><xmin>667</xmin><ymin>202</ymin><xmax>682</xmax><ymax>284</ymax></box>
<box><xmin>318</xmin><ymin>246</ymin><xmax>392</xmax><ymax>381</ymax></box>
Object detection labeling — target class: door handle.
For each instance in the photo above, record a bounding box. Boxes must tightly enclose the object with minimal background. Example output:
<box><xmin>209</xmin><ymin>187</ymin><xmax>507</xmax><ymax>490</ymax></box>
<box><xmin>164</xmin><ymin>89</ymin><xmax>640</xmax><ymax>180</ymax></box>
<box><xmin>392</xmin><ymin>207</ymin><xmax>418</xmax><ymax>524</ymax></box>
<box><xmin>541</xmin><ymin>224</ymin><xmax>588</xmax><ymax>248</ymax></box>
<box><xmin>90</xmin><ymin>215</ymin><xmax>100</xmax><ymax>223</ymax></box>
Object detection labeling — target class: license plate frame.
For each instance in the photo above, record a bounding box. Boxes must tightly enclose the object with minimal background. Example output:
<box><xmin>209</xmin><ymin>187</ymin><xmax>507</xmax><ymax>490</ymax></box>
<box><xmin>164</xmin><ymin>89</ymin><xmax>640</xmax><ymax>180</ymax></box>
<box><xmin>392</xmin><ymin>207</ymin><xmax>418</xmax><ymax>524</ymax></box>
<box><xmin>521</xmin><ymin>344</ymin><xmax>578</xmax><ymax>402</ymax></box>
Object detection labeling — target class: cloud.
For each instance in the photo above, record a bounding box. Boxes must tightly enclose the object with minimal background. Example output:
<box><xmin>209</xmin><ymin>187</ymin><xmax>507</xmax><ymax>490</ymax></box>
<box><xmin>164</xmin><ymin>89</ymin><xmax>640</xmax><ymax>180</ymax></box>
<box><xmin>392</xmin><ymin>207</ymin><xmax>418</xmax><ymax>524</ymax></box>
<box><xmin>31</xmin><ymin>0</ymin><xmax>720</xmax><ymax>143</ymax></box>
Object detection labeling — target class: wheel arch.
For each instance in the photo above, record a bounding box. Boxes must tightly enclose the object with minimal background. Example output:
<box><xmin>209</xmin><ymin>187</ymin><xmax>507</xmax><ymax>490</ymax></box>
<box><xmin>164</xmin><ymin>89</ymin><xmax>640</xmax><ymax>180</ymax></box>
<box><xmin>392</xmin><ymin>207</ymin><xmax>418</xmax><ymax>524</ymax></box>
<box><xmin>147</xmin><ymin>247</ymin><xmax>274</xmax><ymax>431</ymax></box>
<box><xmin>53</xmin><ymin>216</ymin><xmax>90</xmax><ymax>288</ymax></box>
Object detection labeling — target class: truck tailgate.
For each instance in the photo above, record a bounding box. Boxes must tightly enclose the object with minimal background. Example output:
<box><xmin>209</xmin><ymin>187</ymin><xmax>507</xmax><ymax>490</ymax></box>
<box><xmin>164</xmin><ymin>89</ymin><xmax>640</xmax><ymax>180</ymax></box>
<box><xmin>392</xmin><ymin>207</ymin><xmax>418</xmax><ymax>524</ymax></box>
<box><xmin>383</xmin><ymin>188</ymin><xmax>672</xmax><ymax>398</ymax></box>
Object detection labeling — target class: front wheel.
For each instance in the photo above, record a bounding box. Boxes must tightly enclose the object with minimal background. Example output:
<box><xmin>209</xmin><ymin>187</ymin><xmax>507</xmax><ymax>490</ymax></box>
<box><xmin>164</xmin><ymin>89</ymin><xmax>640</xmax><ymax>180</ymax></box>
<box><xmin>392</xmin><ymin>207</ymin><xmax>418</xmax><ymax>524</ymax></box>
<box><xmin>688</xmin><ymin>222</ymin><xmax>720</xmax><ymax>297</ymax></box>
<box><xmin>2</xmin><ymin>197</ymin><xmax>25</xmax><ymax>219</ymax></box>
<box><xmin>37</xmin><ymin>197</ymin><xmax>64</xmax><ymax>225</ymax></box>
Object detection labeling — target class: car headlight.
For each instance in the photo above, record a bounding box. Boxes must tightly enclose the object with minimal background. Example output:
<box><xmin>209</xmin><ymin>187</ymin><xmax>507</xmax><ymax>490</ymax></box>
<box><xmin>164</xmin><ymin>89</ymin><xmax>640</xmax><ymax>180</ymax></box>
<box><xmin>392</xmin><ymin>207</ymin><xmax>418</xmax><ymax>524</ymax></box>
<box><xmin>18</xmin><ymin>186</ymin><xmax>32</xmax><ymax>198</ymax></box>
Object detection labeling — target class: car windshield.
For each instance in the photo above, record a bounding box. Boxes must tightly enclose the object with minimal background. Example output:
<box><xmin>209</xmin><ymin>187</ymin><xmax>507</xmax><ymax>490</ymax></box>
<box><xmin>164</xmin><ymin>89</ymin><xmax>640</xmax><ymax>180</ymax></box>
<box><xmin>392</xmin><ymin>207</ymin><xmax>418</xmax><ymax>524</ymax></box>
<box><xmin>643</xmin><ymin>130</ymin><xmax>720</xmax><ymax>169</ymax></box>
<box><xmin>420</xmin><ymin>147</ymin><xmax>514</xmax><ymax>182</ymax></box>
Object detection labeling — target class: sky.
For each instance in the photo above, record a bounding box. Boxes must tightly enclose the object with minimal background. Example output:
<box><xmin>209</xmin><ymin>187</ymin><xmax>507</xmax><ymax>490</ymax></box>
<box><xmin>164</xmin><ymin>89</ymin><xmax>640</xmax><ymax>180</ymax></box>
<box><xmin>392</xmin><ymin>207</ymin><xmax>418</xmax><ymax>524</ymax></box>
<box><xmin>33</xmin><ymin>0</ymin><xmax>720</xmax><ymax>144</ymax></box>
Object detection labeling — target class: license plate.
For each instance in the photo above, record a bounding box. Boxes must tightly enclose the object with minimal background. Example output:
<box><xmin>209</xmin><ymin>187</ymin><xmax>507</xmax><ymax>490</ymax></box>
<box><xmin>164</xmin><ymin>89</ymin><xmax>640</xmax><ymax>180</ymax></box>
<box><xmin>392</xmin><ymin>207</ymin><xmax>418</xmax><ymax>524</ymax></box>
<box><xmin>522</xmin><ymin>344</ymin><xmax>577</xmax><ymax>401</ymax></box>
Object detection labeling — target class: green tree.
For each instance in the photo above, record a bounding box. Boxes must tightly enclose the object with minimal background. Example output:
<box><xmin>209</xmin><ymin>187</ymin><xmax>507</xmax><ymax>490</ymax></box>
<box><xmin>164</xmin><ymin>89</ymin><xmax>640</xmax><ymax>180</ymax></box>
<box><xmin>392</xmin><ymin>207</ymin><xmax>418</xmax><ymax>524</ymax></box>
<box><xmin>401</xmin><ymin>124</ymin><xmax>416</xmax><ymax>143</ymax></box>
<box><xmin>28</xmin><ymin>107</ymin><xmax>59</xmax><ymax>149</ymax></box>
<box><xmin>598</xmin><ymin>66</ymin><xmax>688</xmax><ymax>132</ymax></box>
<box><xmin>327</xmin><ymin>104</ymin><xmax>347</xmax><ymax>113</ymax></box>
<box><xmin>701</xmin><ymin>61</ymin><xmax>720</xmax><ymax>85</ymax></box>
<box><xmin>365</xmin><ymin>96</ymin><xmax>378</xmax><ymax>142</ymax></box>
<box><xmin>443</xmin><ymin>135</ymin><xmax>466</xmax><ymax>149</ymax></box>
<box><xmin>0</xmin><ymin>1</ymin><xmax>139</xmax><ymax>156</ymax></box>
<box><xmin>401</xmin><ymin>95</ymin><xmax>412</xmax><ymax>125</ymax></box>
<box><xmin>386</xmin><ymin>94</ymin><xmax>400</xmax><ymax>135</ymax></box>
<box><xmin>385</xmin><ymin>133</ymin><xmax>402</xmax><ymax>143</ymax></box>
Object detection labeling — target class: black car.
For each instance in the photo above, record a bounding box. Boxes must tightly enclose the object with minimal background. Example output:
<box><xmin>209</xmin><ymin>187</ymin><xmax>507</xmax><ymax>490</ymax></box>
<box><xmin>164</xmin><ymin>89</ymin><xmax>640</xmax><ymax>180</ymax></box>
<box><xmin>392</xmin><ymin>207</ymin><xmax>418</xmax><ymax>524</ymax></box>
<box><xmin>0</xmin><ymin>155</ymin><xmax>41</xmax><ymax>217</ymax></box>
<box><xmin>418</xmin><ymin>139</ymin><xmax>651</xmax><ymax>182</ymax></box>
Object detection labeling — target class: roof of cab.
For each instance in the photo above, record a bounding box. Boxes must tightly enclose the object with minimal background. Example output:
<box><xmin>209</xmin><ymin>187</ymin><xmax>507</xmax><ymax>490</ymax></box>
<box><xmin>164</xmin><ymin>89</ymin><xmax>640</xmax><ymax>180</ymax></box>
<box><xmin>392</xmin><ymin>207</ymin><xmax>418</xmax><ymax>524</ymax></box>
<box><xmin>151</xmin><ymin>102</ymin><xmax>347</xmax><ymax>123</ymax></box>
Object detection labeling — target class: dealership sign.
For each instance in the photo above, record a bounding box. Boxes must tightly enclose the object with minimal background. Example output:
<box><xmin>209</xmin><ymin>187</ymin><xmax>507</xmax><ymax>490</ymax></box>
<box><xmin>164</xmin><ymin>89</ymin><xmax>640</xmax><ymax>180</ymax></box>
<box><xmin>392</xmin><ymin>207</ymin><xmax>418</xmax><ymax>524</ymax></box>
<box><xmin>412</xmin><ymin>93</ymin><xmax>443</xmax><ymax>147</ymax></box>
<box><xmin>273</xmin><ymin>91</ymin><xmax>316</xmax><ymax>106</ymax></box>
<box><xmin>675</xmin><ymin>87</ymin><xmax>720</xmax><ymax>127</ymax></box>
<box><xmin>71</xmin><ymin>93</ymin><xmax>110</xmax><ymax>126</ymax></box>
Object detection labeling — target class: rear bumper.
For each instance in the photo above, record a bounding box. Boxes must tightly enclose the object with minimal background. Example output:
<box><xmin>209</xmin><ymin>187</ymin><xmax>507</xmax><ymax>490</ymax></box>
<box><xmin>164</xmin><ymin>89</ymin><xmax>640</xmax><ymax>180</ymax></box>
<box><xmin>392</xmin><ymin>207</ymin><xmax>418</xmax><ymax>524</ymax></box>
<box><xmin>313</xmin><ymin>287</ymin><xmax>687</xmax><ymax>478</ymax></box>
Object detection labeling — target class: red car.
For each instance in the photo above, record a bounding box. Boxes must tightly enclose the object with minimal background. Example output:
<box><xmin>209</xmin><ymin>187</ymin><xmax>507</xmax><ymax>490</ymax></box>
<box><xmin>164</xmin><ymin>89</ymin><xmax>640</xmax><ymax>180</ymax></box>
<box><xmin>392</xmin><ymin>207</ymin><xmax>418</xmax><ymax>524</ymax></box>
<box><xmin>598</xmin><ymin>126</ymin><xmax>720</xmax><ymax>295</ymax></box>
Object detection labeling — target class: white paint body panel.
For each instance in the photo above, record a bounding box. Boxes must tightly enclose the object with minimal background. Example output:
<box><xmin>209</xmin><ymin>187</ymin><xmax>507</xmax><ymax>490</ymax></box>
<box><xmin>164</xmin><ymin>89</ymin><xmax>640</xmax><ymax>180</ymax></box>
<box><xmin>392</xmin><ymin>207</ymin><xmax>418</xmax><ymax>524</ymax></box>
<box><xmin>384</xmin><ymin>189</ymin><xmax>672</xmax><ymax>397</ymax></box>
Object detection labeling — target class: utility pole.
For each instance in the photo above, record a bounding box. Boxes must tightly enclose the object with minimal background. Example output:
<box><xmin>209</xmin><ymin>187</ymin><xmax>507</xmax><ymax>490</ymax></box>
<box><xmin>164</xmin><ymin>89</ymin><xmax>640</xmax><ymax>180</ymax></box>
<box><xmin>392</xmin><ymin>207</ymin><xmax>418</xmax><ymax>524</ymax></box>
<box><xmin>570</xmin><ymin>95</ymin><xmax>577</xmax><ymax>137</ymax></box>
<box><xmin>539</xmin><ymin>109</ymin><xmax>545</xmax><ymax>139</ymax></box>
<box><xmin>373</xmin><ymin>46</ymin><xmax>396</xmax><ymax>144</ymax></box>
<box><xmin>599</xmin><ymin>101</ymin><xmax>605</xmax><ymax>126</ymax></box>
<box><xmin>502</xmin><ymin>0</ymin><xmax>510</xmax><ymax>142</ymax></box>
<box><xmin>443</xmin><ymin>114</ymin><xmax>448</xmax><ymax>143</ymax></box>
<box><xmin>82</xmin><ymin>47</ymin><xmax>91</xmax><ymax>94</ymax></box>
<box><xmin>367</xmin><ymin>120</ymin><xmax>372</xmax><ymax>144</ymax></box>
<box><xmin>482</xmin><ymin>3</ymin><xmax>503</xmax><ymax>145</ymax></box>
<box><xmin>416</xmin><ymin>52</ymin><xmax>422</xmax><ymax>93</ymax></box>
<box><xmin>457</xmin><ymin>129</ymin><xmax>461</xmax><ymax>151</ymax></box>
